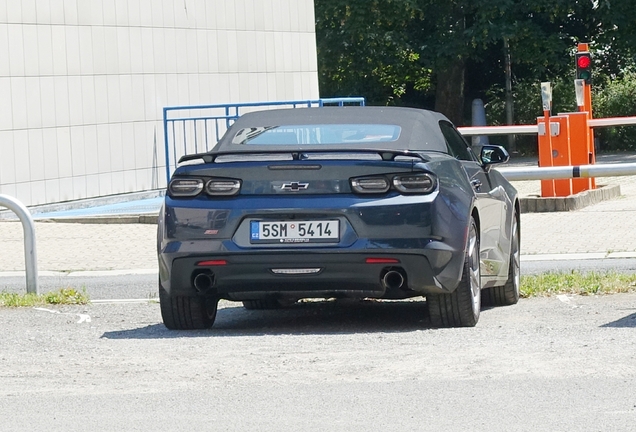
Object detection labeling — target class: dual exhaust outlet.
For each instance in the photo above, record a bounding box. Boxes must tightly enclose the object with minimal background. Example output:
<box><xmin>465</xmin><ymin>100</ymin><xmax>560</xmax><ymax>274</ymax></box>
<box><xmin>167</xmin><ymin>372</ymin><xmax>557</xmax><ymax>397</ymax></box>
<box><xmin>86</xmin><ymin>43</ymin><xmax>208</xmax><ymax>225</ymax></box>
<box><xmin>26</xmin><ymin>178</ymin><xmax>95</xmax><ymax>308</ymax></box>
<box><xmin>193</xmin><ymin>268</ymin><xmax>406</xmax><ymax>293</ymax></box>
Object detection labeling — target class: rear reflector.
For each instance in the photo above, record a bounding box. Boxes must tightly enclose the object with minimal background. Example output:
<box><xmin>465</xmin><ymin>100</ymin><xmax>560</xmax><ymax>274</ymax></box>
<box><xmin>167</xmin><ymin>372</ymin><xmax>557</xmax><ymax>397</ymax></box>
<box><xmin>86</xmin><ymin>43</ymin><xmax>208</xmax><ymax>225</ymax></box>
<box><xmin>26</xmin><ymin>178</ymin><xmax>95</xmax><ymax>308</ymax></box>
<box><xmin>197</xmin><ymin>260</ymin><xmax>228</xmax><ymax>266</ymax></box>
<box><xmin>271</xmin><ymin>268</ymin><xmax>322</xmax><ymax>275</ymax></box>
<box><xmin>365</xmin><ymin>258</ymin><xmax>400</xmax><ymax>264</ymax></box>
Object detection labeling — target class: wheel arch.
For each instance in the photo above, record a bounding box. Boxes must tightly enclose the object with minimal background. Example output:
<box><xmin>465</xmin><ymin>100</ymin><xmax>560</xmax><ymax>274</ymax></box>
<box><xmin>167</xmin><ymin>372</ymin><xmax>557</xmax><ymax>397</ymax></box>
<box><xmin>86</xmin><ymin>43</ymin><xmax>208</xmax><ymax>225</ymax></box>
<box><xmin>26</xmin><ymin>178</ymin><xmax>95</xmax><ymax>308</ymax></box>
<box><xmin>513</xmin><ymin>198</ymin><xmax>520</xmax><ymax>238</ymax></box>
<box><xmin>471</xmin><ymin>206</ymin><xmax>481</xmax><ymax>242</ymax></box>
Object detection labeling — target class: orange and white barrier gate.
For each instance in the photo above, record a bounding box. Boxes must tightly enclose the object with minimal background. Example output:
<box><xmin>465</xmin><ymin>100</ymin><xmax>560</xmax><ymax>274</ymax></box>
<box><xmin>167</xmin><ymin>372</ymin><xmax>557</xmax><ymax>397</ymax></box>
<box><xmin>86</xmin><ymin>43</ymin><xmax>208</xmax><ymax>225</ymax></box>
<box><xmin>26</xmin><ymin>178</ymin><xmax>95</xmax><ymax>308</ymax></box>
<box><xmin>459</xmin><ymin>42</ymin><xmax>636</xmax><ymax>198</ymax></box>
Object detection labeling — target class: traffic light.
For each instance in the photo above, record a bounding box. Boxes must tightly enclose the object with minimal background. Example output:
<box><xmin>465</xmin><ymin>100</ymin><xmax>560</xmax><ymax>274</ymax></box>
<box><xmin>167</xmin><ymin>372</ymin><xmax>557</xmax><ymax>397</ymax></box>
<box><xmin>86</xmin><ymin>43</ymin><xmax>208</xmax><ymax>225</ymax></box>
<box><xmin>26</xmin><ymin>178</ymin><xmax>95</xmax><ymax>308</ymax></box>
<box><xmin>575</xmin><ymin>52</ymin><xmax>592</xmax><ymax>84</ymax></box>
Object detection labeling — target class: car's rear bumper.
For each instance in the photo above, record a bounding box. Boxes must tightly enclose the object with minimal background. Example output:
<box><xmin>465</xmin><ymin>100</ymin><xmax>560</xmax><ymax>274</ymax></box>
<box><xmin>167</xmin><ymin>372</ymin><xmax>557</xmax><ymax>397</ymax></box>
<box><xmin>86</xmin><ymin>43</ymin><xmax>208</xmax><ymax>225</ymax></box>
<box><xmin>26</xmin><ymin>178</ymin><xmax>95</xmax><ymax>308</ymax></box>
<box><xmin>159</xmin><ymin>246</ymin><xmax>463</xmax><ymax>300</ymax></box>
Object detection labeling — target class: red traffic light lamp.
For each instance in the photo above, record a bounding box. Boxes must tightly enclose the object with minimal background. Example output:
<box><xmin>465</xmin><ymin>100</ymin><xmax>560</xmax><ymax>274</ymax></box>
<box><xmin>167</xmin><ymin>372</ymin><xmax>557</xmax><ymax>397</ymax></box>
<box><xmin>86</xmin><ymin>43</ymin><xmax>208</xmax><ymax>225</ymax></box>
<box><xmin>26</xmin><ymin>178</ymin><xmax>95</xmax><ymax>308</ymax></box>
<box><xmin>576</xmin><ymin>51</ymin><xmax>592</xmax><ymax>84</ymax></box>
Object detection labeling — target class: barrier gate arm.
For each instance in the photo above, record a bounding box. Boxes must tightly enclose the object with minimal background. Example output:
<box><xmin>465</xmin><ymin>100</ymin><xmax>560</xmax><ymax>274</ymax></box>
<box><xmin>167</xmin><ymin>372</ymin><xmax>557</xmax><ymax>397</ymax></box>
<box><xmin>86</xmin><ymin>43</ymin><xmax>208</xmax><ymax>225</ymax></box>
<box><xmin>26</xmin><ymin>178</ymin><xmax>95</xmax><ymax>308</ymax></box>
<box><xmin>0</xmin><ymin>194</ymin><xmax>39</xmax><ymax>294</ymax></box>
<box><xmin>458</xmin><ymin>115</ymin><xmax>636</xmax><ymax>136</ymax></box>
<box><xmin>496</xmin><ymin>162</ymin><xmax>636</xmax><ymax>181</ymax></box>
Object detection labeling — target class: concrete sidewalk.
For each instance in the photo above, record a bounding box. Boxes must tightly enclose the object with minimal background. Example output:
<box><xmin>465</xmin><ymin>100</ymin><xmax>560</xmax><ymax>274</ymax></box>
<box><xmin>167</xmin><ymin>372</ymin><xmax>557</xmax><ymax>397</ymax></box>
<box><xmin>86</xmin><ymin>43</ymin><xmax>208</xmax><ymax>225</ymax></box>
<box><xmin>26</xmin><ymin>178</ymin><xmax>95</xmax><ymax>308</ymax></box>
<box><xmin>512</xmin><ymin>152</ymin><xmax>636</xmax><ymax>256</ymax></box>
<box><xmin>1</xmin><ymin>153</ymin><xmax>636</xmax><ymax>275</ymax></box>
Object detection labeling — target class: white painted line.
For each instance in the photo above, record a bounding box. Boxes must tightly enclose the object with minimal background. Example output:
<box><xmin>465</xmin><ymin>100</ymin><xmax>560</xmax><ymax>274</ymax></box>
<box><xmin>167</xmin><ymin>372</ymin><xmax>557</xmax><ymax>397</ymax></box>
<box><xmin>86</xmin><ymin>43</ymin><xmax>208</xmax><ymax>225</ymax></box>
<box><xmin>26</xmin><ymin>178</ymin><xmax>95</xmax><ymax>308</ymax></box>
<box><xmin>0</xmin><ymin>269</ymin><xmax>158</xmax><ymax>278</ymax></box>
<box><xmin>91</xmin><ymin>299</ymin><xmax>157</xmax><ymax>304</ymax></box>
<box><xmin>606</xmin><ymin>252</ymin><xmax>636</xmax><ymax>259</ymax></box>
<box><xmin>556</xmin><ymin>295</ymin><xmax>571</xmax><ymax>304</ymax></box>
<box><xmin>76</xmin><ymin>314</ymin><xmax>91</xmax><ymax>323</ymax></box>
<box><xmin>33</xmin><ymin>307</ymin><xmax>92</xmax><ymax>323</ymax></box>
<box><xmin>67</xmin><ymin>269</ymin><xmax>158</xmax><ymax>277</ymax></box>
<box><xmin>521</xmin><ymin>253</ymin><xmax>608</xmax><ymax>262</ymax></box>
<box><xmin>0</xmin><ymin>271</ymin><xmax>68</xmax><ymax>277</ymax></box>
<box><xmin>556</xmin><ymin>295</ymin><xmax>579</xmax><ymax>308</ymax></box>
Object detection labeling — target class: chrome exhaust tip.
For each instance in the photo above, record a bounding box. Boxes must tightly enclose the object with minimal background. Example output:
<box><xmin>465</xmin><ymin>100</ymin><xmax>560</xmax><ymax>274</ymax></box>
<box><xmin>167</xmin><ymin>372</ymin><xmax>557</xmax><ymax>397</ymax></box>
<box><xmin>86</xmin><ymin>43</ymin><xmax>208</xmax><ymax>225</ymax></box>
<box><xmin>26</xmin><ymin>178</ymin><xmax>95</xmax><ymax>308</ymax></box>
<box><xmin>382</xmin><ymin>270</ymin><xmax>405</xmax><ymax>290</ymax></box>
<box><xmin>193</xmin><ymin>272</ymin><xmax>215</xmax><ymax>293</ymax></box>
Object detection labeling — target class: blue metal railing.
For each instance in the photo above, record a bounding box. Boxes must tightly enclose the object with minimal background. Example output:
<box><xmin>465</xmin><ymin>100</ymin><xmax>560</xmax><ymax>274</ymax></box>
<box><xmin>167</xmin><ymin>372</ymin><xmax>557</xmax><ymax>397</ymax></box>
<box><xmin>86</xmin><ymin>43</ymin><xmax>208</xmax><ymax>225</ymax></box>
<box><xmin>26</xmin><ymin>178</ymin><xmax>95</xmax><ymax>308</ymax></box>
<box><xmin>162</xmin><ymin>97</ymin><xmax>366</xmax><ymax>182</ymax></box>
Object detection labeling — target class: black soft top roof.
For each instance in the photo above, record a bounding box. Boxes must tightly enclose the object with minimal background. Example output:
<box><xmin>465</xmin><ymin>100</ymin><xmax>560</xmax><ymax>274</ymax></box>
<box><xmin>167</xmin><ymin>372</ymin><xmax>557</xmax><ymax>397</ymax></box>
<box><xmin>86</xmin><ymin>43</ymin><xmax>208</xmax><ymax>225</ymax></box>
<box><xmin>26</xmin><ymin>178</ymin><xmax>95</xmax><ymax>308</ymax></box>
<box><xmin>214</xmin><ymin>106</ymin><xmax>452</xmax><ymax>153</ymax></box>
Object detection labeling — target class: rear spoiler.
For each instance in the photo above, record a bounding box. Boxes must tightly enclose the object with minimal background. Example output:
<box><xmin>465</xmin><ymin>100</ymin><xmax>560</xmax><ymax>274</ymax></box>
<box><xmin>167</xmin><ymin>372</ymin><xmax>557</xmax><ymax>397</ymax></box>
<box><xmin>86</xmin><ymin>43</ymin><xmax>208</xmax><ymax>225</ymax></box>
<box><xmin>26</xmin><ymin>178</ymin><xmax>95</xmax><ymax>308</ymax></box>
<box><xmin>178</xmin><ymin>148</ymin><xmax>432</xmax><ymax>164</ymax></box>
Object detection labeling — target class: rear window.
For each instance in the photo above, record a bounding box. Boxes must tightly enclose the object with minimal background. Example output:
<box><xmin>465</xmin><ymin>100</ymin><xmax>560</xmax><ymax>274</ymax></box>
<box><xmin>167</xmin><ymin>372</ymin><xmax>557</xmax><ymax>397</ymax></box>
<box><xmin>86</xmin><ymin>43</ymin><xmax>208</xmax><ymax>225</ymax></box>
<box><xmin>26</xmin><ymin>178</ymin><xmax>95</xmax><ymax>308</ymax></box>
<box><xmin>231</xmin><ymin>124</ymin><xmax>401</xmax><ymax>145</ymax></box>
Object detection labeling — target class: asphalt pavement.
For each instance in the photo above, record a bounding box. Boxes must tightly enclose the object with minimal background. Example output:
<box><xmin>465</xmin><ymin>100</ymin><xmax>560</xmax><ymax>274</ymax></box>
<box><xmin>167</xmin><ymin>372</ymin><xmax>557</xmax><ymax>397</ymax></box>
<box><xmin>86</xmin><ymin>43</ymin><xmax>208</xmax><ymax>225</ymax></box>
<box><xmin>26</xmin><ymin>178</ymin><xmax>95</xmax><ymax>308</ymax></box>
<box><xmin>1</xmin><ymin>153</ymin><xmax>636</xmax><ymax>278</ymax></box>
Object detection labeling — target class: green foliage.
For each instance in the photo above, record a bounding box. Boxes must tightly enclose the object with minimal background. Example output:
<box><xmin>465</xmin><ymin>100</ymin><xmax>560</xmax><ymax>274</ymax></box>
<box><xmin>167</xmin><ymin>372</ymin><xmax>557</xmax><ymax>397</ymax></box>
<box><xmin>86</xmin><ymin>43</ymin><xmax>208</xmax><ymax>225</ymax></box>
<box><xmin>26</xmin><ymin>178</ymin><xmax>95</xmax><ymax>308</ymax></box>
<box><xmin>484</xmin><ymin>78</ymin><xmax>577</xmax><ymax>154</ymax></box>
<box><xmin>521</xmin><ymin>271</ymin><xmax>636</xmax><ymax>297</ymax></box>
<box><xmin>593</xmin><ymin>71</ymin><xmax>636</xmax><ymax>151</ymax></box>
<box><xmin>485</xmin><ymin>80</ymin><xmax>570</xmax><ymax>126</ymax></box>
<box><xmin>315</xmin><ymin>1</ymin><xmax>431</xmax><ymax>104</ymax></box>
<box><xmin>0</xmin><ymin>288</ymin><xmax>90</xmax><ymax>307</ymax></box>
<box><xmin>315</xmin><ymin>0</ymin><xmax>636</xmax><ymax>128</ymax></box>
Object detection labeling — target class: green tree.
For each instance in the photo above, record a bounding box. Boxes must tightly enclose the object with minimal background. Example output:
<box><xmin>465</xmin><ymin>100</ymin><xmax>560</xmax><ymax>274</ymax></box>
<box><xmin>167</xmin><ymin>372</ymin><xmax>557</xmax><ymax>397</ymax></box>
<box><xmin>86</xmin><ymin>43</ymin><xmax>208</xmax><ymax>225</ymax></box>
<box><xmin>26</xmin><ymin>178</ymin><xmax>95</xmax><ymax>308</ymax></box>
<box><xmin>315</xmin><ymin>0</ymin><xmax>636</xmax><ymax>127</ymax></box>
<box><xmin>315</xmin><ymin>1</ymin><xmax>430</xmax><ymax>104</ymax></box>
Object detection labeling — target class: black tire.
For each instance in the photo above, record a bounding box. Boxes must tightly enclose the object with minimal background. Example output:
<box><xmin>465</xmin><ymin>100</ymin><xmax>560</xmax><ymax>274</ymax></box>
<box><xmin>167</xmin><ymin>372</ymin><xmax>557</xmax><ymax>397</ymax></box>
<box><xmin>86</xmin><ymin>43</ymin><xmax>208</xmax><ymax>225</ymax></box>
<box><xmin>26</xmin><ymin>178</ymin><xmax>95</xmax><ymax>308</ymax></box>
<box><xmin>159</xmin><ymin>284</ymin><xmax>218</xmax><ymax>330</ymax></box>
<box><xmin>483</xmin><ymin>212</ymin><xmax>520</xmax><ymax>306</ymax></box>
<box><xmin>428</xmin><ymin>216</ymin><xmax>481</xmax><ymax>327</ymax></box>
<box><xmin>242</xmin><ymin>299</ymin><xmax>284</xmax><ymax>310</ymax></box>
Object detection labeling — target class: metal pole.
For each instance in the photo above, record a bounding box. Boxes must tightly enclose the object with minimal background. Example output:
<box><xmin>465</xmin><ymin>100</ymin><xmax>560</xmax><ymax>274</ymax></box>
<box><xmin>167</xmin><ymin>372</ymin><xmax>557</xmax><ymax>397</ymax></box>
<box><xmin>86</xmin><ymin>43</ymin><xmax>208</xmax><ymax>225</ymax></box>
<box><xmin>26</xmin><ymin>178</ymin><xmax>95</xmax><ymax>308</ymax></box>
<box><xmin>589</xmin><ymin>116</ymin><xmax>636</xmax><ymax>127</ymax></box>
<box><xmin>496</xmin><ymin>162</ymin><xmax>636</xmax><ymax>181</ymax></box>
<box><xmin>0</xmin><ymin>195</ymin><xmax>39</xmax><ymax>294</ymax></box>
<box><xmin>503</xmin><ymin>37</ymin><xmax>516</xmax><ymax>153</ymax></box>
<box><xmin>163</xmin><ymin>107</ymin><xmax>171</xmax><ymax>184</ymax></box>
<box><xmin>459</xmin><ymin>125</ymin><xmax>539</xmax><ymax>135</ymax></box>
<box><xmin>470</xmin><ymin>99</ymin><xmax>489</xmax><ymax>146</ymax></box>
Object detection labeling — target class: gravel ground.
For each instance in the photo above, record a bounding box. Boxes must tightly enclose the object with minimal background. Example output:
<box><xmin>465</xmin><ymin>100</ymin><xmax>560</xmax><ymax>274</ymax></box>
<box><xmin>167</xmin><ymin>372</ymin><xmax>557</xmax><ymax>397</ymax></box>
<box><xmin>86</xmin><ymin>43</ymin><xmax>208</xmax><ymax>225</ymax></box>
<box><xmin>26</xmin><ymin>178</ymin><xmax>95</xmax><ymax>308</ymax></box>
<box><xmin>1</xmin><ymin>295</ymin><xmax>635</xmax><ymax>431</ymax></box>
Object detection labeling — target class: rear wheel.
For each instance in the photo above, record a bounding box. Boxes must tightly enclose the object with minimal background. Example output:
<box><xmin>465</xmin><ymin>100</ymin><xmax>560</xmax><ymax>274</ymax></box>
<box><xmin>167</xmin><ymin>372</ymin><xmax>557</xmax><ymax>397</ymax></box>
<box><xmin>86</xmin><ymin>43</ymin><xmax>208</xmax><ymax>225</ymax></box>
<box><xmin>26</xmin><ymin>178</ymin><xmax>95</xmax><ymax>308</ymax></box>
<box><xmin>483</xmin><ymin>213</ymin><xmax>520</xmax><ymax>306</ymax></box>
<box><xmin>428</xmin><ymin>216</ymin><xmax>481</xmax><ymax>327</ymax></box>
<box><xmin>159</xmin><ymin>284</ymin><xmax>218</xmax><ymax>330</ymax></box>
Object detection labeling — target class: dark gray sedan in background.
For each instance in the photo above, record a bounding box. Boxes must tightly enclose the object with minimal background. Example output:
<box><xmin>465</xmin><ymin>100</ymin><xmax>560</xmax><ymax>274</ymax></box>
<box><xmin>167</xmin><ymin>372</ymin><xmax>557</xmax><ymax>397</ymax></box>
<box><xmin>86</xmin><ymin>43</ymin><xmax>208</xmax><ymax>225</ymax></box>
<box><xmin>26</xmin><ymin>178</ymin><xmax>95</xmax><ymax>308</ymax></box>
<box><xmin>157</xmin><ymin>107</ymin><xmax>520</xmax><ymax>329</ymax></box>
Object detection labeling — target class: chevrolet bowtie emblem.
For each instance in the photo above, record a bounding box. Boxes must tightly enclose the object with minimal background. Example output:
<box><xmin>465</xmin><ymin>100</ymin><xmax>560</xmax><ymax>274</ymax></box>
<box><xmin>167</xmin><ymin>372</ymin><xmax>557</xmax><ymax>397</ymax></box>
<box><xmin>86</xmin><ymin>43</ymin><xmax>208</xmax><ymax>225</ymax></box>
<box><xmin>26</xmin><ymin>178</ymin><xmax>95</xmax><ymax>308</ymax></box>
<box><xmin>281</xmin><ymin>182</ymin><xmax>309</xmax><ymax>191</ymax></box>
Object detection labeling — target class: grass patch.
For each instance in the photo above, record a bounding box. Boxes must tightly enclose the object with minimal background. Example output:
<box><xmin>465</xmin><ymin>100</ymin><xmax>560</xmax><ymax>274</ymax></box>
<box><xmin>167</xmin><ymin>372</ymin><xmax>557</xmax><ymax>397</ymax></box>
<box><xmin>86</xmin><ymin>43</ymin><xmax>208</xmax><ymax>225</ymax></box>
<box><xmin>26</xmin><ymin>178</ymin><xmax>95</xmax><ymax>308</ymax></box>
<box><xmin>521</xmin><ymin>271</ymin><xmax>636</xmax><ymax>297</ymax></box>
<box><xmin>0</xmin><ymin>288</ymin><xmax>90</xmax><ymax>307</ymax></box>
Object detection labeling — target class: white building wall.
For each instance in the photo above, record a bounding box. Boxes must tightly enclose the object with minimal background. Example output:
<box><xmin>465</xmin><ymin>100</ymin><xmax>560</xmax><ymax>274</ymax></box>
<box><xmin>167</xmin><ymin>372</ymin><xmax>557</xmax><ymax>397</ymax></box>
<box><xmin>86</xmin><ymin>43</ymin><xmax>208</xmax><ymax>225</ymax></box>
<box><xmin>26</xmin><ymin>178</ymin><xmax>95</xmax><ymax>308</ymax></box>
<box><xmin>0</xmin><ymin>0</ymin><xmax>320</xmax><ymax>206</ymax></box>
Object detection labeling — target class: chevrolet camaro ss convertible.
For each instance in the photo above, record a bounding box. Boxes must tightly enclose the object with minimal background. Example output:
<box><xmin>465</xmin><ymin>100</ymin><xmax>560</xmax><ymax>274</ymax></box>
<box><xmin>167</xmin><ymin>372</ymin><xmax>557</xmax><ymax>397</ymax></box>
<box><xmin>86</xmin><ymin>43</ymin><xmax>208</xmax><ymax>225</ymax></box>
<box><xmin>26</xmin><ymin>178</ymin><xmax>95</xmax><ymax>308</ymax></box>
<box><xmin>157</xmin><ymin>107</ymin><xmax>520</xmax><ymax>329</ymax></box>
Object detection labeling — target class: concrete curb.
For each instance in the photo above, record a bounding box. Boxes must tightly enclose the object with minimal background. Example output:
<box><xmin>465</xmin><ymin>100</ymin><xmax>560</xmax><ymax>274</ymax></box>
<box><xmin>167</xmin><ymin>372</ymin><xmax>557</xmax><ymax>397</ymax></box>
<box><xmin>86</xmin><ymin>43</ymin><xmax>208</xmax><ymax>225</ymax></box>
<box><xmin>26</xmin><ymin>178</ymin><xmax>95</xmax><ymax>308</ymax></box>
<box><xmin>519</xmin><ymin>184</ymin><xmax>621</xmax><ymax>213</ymax></box>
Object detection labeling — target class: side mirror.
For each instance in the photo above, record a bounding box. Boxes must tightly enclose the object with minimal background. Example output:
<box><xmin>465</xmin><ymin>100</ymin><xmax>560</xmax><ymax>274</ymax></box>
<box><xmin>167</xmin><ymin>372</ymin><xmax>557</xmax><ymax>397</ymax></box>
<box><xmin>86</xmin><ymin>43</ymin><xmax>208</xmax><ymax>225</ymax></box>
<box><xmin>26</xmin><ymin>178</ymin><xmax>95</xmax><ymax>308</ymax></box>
<box><xmin>480</xmin><ymin>145</ymin><xmax>510</xmax><ymax>167</ymax></box>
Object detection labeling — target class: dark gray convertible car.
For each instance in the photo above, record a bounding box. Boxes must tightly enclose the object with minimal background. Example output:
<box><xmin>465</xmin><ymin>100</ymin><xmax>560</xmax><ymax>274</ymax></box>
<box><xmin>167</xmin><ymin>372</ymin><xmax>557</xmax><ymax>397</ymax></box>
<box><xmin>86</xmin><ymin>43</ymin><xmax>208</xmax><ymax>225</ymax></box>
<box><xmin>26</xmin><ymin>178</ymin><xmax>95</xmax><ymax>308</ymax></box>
<box><xmin>157</xmin><ymin>107</ymin><xmax>520</xmax><ymax>329</ymax></box>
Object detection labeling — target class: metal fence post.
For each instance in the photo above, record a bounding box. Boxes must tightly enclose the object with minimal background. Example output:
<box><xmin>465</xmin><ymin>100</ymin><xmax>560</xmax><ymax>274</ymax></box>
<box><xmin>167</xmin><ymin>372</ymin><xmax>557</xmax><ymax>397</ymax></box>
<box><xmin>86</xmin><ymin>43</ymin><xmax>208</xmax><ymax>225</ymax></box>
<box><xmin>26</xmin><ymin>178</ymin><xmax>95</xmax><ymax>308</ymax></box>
<box><xmin>0</xmin><ymin>194</ymin><xmax>39</xmax><ymax>294</ymax></box>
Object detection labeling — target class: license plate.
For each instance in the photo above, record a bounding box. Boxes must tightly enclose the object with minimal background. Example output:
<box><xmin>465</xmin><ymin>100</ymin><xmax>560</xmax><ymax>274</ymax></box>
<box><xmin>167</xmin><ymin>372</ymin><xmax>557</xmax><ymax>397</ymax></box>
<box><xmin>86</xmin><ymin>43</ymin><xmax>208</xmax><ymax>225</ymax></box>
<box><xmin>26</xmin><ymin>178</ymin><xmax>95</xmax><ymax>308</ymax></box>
<box><xmin>250</xmin><ymin>220</ymin><xmax>339</xmax><ymax>243</ymax></box>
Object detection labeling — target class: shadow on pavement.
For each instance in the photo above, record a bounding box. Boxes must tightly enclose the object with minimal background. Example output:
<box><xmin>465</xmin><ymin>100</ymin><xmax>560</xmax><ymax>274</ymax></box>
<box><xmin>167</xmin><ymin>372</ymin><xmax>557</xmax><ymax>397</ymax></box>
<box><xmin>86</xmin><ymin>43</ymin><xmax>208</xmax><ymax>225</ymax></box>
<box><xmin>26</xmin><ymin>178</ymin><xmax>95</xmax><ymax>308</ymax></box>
<box><xmin>601</xmin><ymin>310</ymin><xmax>636</xmax><ymax>328</ymax></box>
<box><xmin>101</xmin><ymin>299</ymin><xmax>436</xmax><ymax>339</ymax></box>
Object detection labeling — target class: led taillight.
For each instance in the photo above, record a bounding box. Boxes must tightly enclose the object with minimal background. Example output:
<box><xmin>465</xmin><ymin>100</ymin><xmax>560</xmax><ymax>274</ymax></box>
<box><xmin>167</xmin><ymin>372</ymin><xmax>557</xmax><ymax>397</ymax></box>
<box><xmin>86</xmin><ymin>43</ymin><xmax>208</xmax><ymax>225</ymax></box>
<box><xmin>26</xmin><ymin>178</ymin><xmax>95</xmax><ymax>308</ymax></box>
<box><xmin>392</xmin><ymin>173</ymin><xmax>436</xmax><ymax>194</ymax></box>
<box><xmin>168</xmin><ymin>178</ymin><xmax>204</xmax><ymax>197</ymax></box>
<box><xmin>350</xmin><ymin>177</ymin><xmax>390</xmax><ymax>193</ymax></box>
<box><xmin>205</xmin><ymin>179</ymin><xmax>241</xmax><ymax>196</ymax></box>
